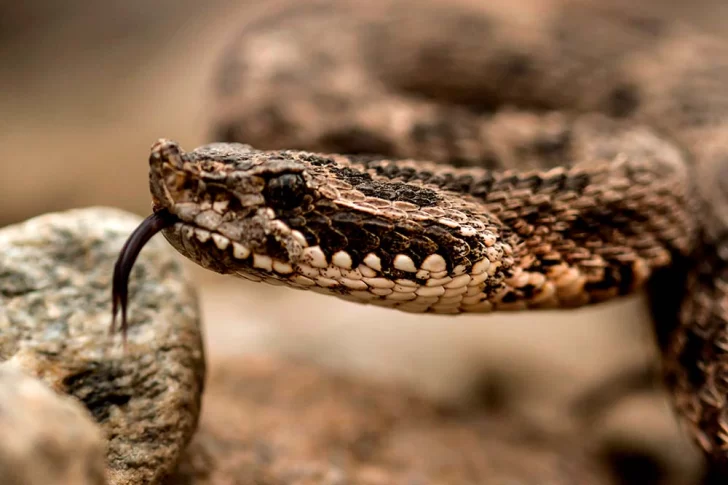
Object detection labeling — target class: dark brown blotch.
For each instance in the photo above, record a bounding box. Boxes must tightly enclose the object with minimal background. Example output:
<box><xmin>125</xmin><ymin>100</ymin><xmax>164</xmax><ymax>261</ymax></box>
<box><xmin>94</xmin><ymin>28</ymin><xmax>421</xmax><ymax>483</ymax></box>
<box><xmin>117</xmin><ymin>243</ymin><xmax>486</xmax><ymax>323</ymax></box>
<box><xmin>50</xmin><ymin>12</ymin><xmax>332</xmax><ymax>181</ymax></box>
<box><xmin>674</xmin><ymin>328</ymin><xmax>710</xmax><ymax>389</ymax></box>
<box><xmin>331</xmin><ymin>214</ymin><xmax>381</xmax><ymax>255</ymax></box>
<box><xmin>316</xmin><ymin>226</ymin><xmax>349</xmax><ymax>254</ymax></box>
<box><xmin>424</xmin><ymin>225</ymin><xmax>472</xmax><ymax>268</ymax></box>
<box><xmin>606</xmin><ymin>83</ymin><xmax>641</xmax><ymax>118</ymax></box>
<box><xmin>443</xmin><ymin>174</ymin><xmax>476</xmax><ymax>193</ymax></box>
<box><xmin>408</xmin><ymin>237</ymin><xmax>439</xmax><ymax>264</ymax></box>
<box><xmin>497</xmin><ymin>52</ymin><xmax>534</xmax><ymax>84</ymax></box>
<box><xmin>564</xmin><ymin>172</ymin><xmax>592</xmax><ymax>193</ymax></box>
<box><xmin>332</xmin><ymin>165</ymin><xmax>442</xmax><ymax>207</ymax></box>
<box><xmin>330</xmin><ymin>166</ymin><xmax>372</xmax><ymax>186</ymax></box>
<box><xmin>380</xmin><ymin>231</ymin><xmax>411</xmax><ymax>254</ymax></box>
<box><xmin>265</xmin><ymin>235</ymin><xmax>294</xmax><ymax>262</ymax></box>
<box><xmin>469</xmin><ymin>174</ymin><xmax>497</xmax><ymax>197</ymax></box>
<box><xmin>299</xmin><ymin>153</ymin><xmax>336</xmax><ymax>167</ymax></box>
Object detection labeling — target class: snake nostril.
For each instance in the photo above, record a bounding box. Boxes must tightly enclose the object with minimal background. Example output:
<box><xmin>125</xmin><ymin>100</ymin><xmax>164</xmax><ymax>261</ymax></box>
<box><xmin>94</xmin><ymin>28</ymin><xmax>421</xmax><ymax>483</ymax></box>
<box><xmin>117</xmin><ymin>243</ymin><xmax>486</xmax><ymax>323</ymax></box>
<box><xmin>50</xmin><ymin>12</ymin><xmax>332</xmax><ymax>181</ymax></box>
<box><xmin>149</xmin><ymin>138</ymin><xmax>182</xmax><ymax>167</ymax></box>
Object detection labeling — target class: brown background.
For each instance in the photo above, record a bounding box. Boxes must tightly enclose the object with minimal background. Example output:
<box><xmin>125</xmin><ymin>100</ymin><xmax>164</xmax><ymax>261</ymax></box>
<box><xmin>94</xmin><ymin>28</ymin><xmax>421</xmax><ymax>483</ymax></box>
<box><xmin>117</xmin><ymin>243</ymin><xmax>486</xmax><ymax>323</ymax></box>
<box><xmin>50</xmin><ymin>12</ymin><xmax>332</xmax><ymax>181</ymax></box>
<box><xmin>2</xmin><ymin>0</ymin><xmax>726</xmax><ymax>482</ymax></box>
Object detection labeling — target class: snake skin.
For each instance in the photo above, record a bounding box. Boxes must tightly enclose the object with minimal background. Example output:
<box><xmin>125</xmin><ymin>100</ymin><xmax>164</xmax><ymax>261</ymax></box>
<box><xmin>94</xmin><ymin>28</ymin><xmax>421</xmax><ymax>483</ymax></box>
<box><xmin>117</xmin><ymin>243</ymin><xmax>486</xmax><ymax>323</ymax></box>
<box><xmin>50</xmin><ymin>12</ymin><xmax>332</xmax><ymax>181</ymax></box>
<box><xmin>151</xmin><ymin>116</ymin><xmax>693</xmax><ymax>312</ymax></box>
<box><xmin>126</xmin><ymin>0</ymin><xmax>728</xmax><ymax>473</ymax></box>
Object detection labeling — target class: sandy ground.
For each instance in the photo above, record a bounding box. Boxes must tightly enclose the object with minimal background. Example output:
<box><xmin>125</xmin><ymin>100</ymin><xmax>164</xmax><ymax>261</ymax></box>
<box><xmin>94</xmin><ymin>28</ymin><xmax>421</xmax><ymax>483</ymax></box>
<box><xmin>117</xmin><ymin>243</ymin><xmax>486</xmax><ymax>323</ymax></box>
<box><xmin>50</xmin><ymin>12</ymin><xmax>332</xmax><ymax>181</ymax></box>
<box><xmin>3</xmin><ymin>0</ymin><xmax>726</xmax><ymax>482</ymax></box>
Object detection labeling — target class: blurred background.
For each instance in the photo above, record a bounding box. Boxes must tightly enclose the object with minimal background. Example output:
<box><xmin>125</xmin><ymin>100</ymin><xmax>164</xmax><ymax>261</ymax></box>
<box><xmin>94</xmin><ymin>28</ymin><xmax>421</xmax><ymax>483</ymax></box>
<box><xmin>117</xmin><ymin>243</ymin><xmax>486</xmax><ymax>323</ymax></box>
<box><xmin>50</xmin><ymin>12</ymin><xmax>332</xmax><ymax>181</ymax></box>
<box><xmin>2</xmin><ymin>0</ymin><xmax>727</xmax><ymax>483</ymax></box>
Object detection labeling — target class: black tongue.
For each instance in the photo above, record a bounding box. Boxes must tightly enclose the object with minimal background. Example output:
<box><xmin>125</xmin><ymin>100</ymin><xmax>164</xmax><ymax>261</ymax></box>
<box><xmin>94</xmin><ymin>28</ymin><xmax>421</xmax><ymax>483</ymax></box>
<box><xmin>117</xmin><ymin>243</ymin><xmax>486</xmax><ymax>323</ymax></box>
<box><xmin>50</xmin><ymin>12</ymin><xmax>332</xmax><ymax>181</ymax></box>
<box><xmin>111</xmin><ymin>209</ymin><xmax>177</xmax><ymax>344</ymax></box>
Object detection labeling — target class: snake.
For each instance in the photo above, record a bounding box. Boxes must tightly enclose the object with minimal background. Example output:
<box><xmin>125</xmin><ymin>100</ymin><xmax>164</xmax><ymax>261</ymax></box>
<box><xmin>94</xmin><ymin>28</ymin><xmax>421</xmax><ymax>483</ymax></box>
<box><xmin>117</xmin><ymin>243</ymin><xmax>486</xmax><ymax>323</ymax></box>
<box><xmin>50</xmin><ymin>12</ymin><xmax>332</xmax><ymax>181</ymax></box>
<box><xmin>111</xmin><ymin>0</ymin><xmax>728</xmax><ymax>476</ymax></box>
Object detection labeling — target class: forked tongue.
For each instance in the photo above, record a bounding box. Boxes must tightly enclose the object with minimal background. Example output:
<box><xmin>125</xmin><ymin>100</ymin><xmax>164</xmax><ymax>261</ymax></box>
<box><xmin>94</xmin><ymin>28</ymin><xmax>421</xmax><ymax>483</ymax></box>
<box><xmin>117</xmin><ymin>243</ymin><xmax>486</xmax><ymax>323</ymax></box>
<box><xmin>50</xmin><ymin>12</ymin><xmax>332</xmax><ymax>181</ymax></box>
<box><xmin>111</xmin><ymin>209</ymin><xmax>176</xmax><ymax>344</ymax></box>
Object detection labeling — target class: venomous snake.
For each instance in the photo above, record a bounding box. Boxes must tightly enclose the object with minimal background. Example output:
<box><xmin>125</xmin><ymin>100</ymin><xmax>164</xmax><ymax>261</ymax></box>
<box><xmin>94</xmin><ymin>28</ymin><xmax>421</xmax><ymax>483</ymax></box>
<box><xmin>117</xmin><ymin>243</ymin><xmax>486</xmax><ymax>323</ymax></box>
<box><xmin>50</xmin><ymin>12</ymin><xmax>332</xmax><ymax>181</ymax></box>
<box><xmin>111</xmin><ymin>0</ymin><xmax>728</xmax><ymax>475</ymax></box>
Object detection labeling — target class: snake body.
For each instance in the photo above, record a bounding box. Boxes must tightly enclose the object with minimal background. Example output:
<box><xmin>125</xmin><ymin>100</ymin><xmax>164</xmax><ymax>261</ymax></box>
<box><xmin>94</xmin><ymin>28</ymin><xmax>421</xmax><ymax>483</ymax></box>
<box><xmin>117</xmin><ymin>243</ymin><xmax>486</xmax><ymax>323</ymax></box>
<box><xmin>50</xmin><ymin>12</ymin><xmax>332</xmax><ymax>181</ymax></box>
<box><xmin>113</xmin><ymin>0</ymin><xmax>728</xmax><ymax>473</ymax></box>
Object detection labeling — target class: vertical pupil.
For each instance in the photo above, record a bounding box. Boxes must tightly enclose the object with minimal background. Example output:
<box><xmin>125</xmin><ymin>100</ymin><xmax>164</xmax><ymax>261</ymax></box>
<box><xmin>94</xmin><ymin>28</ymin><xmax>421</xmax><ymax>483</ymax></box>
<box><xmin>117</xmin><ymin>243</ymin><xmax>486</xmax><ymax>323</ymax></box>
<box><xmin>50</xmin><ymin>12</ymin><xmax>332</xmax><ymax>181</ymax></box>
<box><xmin>268</xmin><ymin>174</ymin><xmax>304</xmax><ymax>209</ymax></box>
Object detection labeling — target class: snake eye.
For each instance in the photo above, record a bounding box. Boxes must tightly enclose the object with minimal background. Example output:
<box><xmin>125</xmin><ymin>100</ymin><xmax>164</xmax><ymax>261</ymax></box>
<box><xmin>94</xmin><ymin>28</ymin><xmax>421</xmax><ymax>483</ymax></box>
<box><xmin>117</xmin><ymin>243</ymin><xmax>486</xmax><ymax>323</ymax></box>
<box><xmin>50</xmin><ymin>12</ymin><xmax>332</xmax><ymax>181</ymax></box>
<box><xmin>265</xmin><ymin>173</ymin><xmax>307</xmax><ymax>209</ymax></box>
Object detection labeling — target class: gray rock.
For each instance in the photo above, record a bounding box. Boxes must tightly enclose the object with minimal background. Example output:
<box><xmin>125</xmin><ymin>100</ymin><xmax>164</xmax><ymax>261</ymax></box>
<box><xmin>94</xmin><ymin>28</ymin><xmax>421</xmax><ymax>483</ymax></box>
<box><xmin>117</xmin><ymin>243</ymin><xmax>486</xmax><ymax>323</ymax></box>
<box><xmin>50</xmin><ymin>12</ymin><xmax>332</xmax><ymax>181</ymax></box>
<box><xmin>0</xmin><ymin>365</ymin><xmax>107</xmax><ymax>485</ymax></box>
<box><xmin>0</xmin><ymin>207</ymin><xmax>206</xmax><ymax>485</ymax></box>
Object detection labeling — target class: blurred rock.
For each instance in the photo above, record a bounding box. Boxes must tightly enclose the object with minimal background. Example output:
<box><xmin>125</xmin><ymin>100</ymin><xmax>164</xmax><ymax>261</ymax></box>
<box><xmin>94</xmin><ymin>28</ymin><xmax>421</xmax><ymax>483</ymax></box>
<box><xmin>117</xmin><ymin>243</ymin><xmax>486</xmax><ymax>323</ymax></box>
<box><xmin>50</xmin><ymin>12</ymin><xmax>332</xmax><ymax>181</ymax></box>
<box><xmin>0</xmin><ymin>207</ymin><xmax>206</xmax><ymax>485</ymax></box>
<box><xmin>0</xmin><ymin>365</ymin><xmax>107</xmax><ymax>485</ymax></box>
<box><xmin>165</xmin><ymin>356</ymin><xmax>611</xmax><ymax>485</ymax></box>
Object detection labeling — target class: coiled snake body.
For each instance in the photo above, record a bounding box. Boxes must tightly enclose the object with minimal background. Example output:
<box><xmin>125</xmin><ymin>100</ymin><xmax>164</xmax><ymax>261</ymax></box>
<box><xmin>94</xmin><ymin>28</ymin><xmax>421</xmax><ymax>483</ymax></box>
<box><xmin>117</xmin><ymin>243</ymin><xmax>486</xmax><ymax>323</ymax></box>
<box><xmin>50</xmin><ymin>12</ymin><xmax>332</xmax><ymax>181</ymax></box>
<box><xmin>112</xmin><ymin>0</ymin><xmax>728</xmax><ymax>474</ymax></box>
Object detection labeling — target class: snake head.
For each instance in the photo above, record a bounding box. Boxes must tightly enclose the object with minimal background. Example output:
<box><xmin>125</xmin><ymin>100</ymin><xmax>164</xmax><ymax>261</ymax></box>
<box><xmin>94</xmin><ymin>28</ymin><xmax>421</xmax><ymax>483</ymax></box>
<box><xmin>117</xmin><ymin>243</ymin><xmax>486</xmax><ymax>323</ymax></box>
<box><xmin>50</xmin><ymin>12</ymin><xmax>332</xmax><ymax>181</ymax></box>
<box><xmin>148</xmin><ymin>138</ymin><xmax>323</xmax><ymax>275</ymax></box>
<box><xmin>143</xmin><ymin>139</ymin><xmax>519</xmax><ymax>314</ymax></box>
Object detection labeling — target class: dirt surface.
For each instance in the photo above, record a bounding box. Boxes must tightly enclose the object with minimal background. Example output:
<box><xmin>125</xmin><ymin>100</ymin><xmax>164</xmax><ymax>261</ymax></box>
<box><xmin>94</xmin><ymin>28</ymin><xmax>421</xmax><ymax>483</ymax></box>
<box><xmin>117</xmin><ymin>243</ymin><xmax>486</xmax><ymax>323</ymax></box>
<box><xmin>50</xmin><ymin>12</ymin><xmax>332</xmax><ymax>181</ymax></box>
<box><xmin>164</xmin><ymin>355</ymin><xmax>614</xmax><ymax>485</ymax></box>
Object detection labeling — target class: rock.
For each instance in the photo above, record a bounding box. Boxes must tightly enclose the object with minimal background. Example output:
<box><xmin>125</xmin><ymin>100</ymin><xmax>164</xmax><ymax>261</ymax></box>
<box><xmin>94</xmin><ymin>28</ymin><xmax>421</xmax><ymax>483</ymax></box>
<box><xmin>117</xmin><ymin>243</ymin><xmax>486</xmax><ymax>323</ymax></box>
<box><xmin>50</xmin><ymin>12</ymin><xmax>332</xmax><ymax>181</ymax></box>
<box><xmin>165</xmin><ymin>356</ymin><xmax>611</xmax><ymax>485</ymax></box>
<box><xmin>0</xmin><ymin>207</ymin><xmax>206</xmax><ymax>485</ymax></box>
<box><xmin>0</xmin><ymin>365</ymin><xmax>107</xmax><ymax>485</ymax></box>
